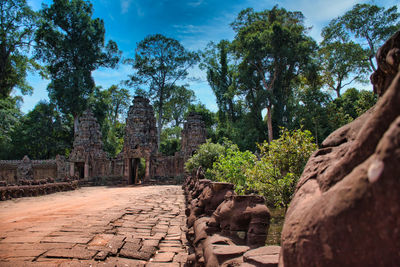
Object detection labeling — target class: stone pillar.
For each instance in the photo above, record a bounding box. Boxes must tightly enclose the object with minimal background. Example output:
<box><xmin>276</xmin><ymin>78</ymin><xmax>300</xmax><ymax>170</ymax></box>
<box><xmin>124</xmin><ymin>158</ymin><xmax>130</xmax><ymax>184</ymax></box>
<box><xmin>84</xmin><ymin>162</ymin><xmax>89</xmax><ymax>180</ymax></box>
<box><xmin>70</xmin><ymin>162</ymin><xmax>75</xmax><ymax>177</ymax></box>
<box><xmin>144</xmin><ymin>158</ymin><xmax>150</xmax><ymax>182</ymax></box>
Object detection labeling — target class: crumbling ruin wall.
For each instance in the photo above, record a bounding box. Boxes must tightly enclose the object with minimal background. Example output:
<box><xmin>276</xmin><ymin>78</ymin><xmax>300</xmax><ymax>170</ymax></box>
<box><xmin>181</xmin><ymin>112</ymin><xmax>207</xmax><ymax>161</ymax></box>
<box><xmin>0</xmin><ymin>156</ymin><xmax>69</xmax><ymax>184</ymax></box>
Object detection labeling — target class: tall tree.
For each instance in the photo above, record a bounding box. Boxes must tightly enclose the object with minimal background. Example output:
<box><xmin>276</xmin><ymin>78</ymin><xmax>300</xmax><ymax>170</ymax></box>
<box><xmin>35</xmin><ymin>0</ymin><xmax>121</xmax><ymax>134</ymax></box>
<box><xmin>88</xmin><ymin>85</ymin><xmax>130</xmax><ymax>157</ymax></box>
<box><xmin>319</xmin><ymin>41</ymin><xmax>369</xmax><ymax>97</ymax></box>
<box><xmin>200</xmin><ymin>40</ymin><xmax>237</xmax><ymax>123</ymax></box>
<box><xmin>0</xmin><ymin>97</ymin><xmax>22</xmax><ymax>159</ymax></box>
<box><xmin>126</xmin><ymin>34</ymin><xmax>198</xmax><ymax>148</ymax></box>
<box><xmin>0</xmin><ymin>0</ymin><xmax>39</xmax><ymax>98</ymax></box>
<box><xmin>9</xmin><ymin>101</ymin><xmax>73</xmax><ymax>159</ymax></box>
<box><xmin>163</xmin><ymin>85</ymin><xmax>196</xmax><ymax>128</ymax></box>
<box><xmin>323</xmin><ymin>4</ymin><xmax>400</xmax><ymax>72</ymax></box>
<box><xmin>231</xmin><ymin>6</ymin><xmax>315</xmax><ymax>142</ymax></box>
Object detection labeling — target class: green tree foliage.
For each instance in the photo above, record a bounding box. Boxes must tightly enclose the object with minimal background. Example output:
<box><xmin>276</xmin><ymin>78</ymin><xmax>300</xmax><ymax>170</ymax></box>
<box><xmin>0</xmin><ymin>0</ymin><xmax>40</xmax><ymax>98</ymax></box>
<box><xmin>323</xmin><ymin>4</ymin><xmax>400</xmax><ymax>72</ymax></box>
<box><xmin>327</xmin><ymin>88</ymin><xmax>377</xmax><ymax>130</ymax></box>
<box><xmin>35</xmin><ymin>0</ymin><xmax>121</xmax><ymax>134</ymax></box>
<box><xmin>9</xmin><ymin>101</ymin><xmax>73</xmax><ymax>159</ymax></box>
<box><xmin>200</xmin><ymin>40</ymin><xmax>237</xmax><ymax>123</ymax></box>
<box><xmin>0</xmin><ymin>97</ymin><xmax>22</xmax><ymax>158</ymax></box>
<box><xmin>163</xmin><ymin>85</ymin><xmax>196</xmax><ymax>128</ymax></box>
<box><xmin>160</xmin><ymin>126</ymin><xmax>181</xmax><ymax>156</ymax></box>
<box><xmin>126</xmin><ymin>34</ymin><xmax>198</xmax><ymax>148</ymax></box>
<box><xmin>319</xmin><ymin>40</ymin><xmax>369</xmax><ymax>97</ymax></box>
<box><xmin>88</xmin><ymin>85</ymin><xmax>130</xmax><ymax>157</ymax></box>
<box><xmin>246</xmin><ymin>128</ymin><xmax>317</xmax><ymax>210</ymax></box>
<box><xmin>231</xmin><ymin>6</ymin><xmax>316</xmax><ymax>142</ymax></box>
<box><xmin>210</xmin><ymin>143</ymin><xmax>256</xmax><ymax>194</ymax></box>
<box><xmin>184</xmin><ymin>139</ymin><xmax>226</xmax><ymax>175</ymax></box>
<box><xmin>291</xmin><ymin>62</ymin><xmax>332</xmax><ymax>145</ymax></box>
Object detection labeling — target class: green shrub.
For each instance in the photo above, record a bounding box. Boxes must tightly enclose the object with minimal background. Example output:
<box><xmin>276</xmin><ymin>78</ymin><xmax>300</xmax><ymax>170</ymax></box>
<box><xmin>184</xmin><ymin>139</ymin><xmax>226</xmax><ymax>175</ymax></box>
<box><xmin>210</xmin><ymin>143</ymin><xmax>256</xmax><ymax>194</ymax></box>
<box><xmin>246</xmin><ymin>128</ymin><xmax>317</xmax><ymax>209</ymax></box>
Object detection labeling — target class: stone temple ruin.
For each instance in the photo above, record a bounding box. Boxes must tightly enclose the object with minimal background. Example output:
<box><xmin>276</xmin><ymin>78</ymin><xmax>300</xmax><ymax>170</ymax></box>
<box><xmin>0</xmin><ymin>96</ymin><xmax>207</xmax><ymax>186</ymax></box>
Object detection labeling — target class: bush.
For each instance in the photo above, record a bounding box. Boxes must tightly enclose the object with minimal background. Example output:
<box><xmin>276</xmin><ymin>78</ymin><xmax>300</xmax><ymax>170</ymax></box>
<box><xmin>246</xmin><ymin>128</ymin><xmax>317</xmax><ymax>209</ymax></box>
<box><xmin>210</xmin><ymin>143</ymin><xmax>256</xmax><ymax>194</ymax></box>
<box><xmin>184</xmin><ymin>139</ymin><xmax>226</xmax><ymax>175</ymax></box>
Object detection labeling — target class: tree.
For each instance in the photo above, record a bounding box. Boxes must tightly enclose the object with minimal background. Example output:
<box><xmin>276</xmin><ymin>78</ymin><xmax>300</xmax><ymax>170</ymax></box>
<box><xmin>327</xmin><ymin>88</ymin><xmax>377</xmax><ymax>131</ymax></box>
<box><xmin>323</xmin><ymin>4</ymin><xmax>400</xmax><ymax>72</ymax></box>
<box><xmin>88</xmin><ymin>85</ymin><xmax>130</xmax><ymax>157</ymax></box>
<box><xmin>163</xmin><ymin>85</ymin><xmax>196</xmax><ymax>128</ymax></box>
<box><xmin>319</xmin><ymin>41</ymin><xmax>369</xmax><ymax>97</ymax></box>
<box><xmin>0</xmin><ymin>97</ymin><xmax>22</xmax><ymax>159</ymax></box>
<box><xmin>35</xmin><ymin>0</ymin><xmax>121</xmax><ymax>134</ymax></box>
<box><xmin>200</xmin><ymin>40</ymin><xmax>237</xmax><ymax>123</ymax></box>
<box><xmin>9</xmin><ymin>101</ymin><xmax>73</xmax><ymax>159</ymax></box>
<box><xmin>126</xmin><ymin>34</ymin><xmax>198</xmax><ymax>148</ymax></box>
<box><xmin>231</xmin><ymin>6</ymin><xmax>316</xmax><ymax>142</ymax></box>
<box><xmin>0</xmin><ymin>0</ymin><xmax>40</xmax><ymax>98</ymax></box>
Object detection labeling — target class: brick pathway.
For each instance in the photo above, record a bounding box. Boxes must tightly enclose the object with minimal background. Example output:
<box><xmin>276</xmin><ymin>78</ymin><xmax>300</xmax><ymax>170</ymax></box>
<box><xmin>0</xmin><ymin>185</ymin><xmax>188</xmax><ymax>266</ymax></box>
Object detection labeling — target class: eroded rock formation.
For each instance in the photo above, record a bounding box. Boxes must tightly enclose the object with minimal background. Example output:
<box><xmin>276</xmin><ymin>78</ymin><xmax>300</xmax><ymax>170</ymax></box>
<box><xmin>280</xmin><ymin>31</ymin><xmax>400</xmax><ymax>267</ymax></box>
<box><xmin>183</xmin><ymin>172</ymin><xmax>278</xmax><ymax>267</ymax></box>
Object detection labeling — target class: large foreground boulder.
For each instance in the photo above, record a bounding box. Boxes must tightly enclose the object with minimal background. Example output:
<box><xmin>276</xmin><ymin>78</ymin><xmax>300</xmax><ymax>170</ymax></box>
<box><xmin>280</xmin><ymin>31</ymin><xmax>400</xmax><ymax>266</ymax></box>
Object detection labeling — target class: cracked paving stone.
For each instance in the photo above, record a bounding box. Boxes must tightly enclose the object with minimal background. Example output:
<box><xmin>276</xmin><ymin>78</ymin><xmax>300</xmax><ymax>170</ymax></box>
<box><xmin>45</xmin><ymin>247</ymin><xmax>98</xmax><ymax>260</ymax></box>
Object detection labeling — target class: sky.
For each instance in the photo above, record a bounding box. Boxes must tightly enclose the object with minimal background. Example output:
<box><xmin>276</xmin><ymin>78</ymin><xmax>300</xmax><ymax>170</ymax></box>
<box><xmin>22</xmin><ymin>0</ymin><xmax>399</xmax><ymax>114</ymax></box>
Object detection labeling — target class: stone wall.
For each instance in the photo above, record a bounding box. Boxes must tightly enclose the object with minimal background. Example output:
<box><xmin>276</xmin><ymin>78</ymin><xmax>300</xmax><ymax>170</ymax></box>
<box><xmin>0</xmin><ymin>156</ymin><xmax>69</xmax><ymax>184</ymax></box>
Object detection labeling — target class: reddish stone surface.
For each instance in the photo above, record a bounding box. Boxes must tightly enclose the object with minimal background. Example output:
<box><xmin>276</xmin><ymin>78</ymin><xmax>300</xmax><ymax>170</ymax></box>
<box><xmin>280</xmin><ymin>31</ymin><xmax>400</xmax><ymax>267</ymax></box>
<box><xmin>0</xmin><ymin>186</ymin><xmax>188</xmax><ymax>265</ymax></box>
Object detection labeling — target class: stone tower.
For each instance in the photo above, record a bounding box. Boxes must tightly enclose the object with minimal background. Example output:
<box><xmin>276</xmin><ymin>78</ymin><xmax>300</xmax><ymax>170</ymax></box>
<box><xmin>181</xmin><ymin>112</ymin><xmax>207</xmax><ymax>160</ymax></box>
<box><xmin>122</xmin><ymin>96</ymin><xmax>158</xmax><ymax>184</ymax></box>
<box><xmin>69</xmin><ymin>110</ymin><xmax>107</xmax><ymax>179</ymax></box>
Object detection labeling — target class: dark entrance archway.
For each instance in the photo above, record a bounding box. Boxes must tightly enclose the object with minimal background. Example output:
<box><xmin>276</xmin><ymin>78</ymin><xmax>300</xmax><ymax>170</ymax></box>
<box><xmin>129</xmin><ymin>158</ymin><xmax>145</xmax><ymax>184</ymax></box>
<box><xmin>75</xmin><ymin>162</ymin><xmax>85</xmax><ymax>179</ymax></box>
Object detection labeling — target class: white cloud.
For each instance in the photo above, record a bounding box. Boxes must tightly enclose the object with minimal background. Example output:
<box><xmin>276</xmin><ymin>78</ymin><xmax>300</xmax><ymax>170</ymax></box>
<box><xmin>188</xmin><ymin>0</ymin><xmax>204</xmax><ymax>7</ymax></box>
<box><xmin>120</xmin><ymin>0</ymin><xmax>132</xmax><ymax>14</ymax></box>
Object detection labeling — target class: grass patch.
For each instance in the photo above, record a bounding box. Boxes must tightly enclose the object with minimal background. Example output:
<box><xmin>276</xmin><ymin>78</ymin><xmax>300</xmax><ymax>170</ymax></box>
<box><xmin>266</xmin><ymin>207</ymin><xmax>285</xmax><ymax>245</ymax></box>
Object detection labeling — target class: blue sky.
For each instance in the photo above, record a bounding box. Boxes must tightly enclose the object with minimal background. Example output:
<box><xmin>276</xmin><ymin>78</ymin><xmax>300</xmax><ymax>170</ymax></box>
<box><xmin>22</xmin><ymin>0</ymin><xmax>398</xmax><ymax>114</ymax></box>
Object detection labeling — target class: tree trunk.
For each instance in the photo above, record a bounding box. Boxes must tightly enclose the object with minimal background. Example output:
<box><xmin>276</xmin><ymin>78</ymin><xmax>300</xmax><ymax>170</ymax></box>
<box><xmin>74</xmin><ymin>115</ymin><xmax>79</xmax><ymax>136</ymax></box>
<box><xmin>267</xmin><ymin>105</ymin><xmax>273</xmax><ymax>143</ymax></box>
<box><xmin>157</xmin><ymin>101</ymin><xmax>163</xmax><ymax>151</ymax></box>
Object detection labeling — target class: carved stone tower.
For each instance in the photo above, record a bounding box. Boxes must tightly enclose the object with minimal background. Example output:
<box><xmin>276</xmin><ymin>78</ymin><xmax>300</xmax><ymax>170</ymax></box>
<box><xmin>122</xmin><ymin>96</ymin><xmax>158</xmax><ymax>184</ymax></box>
<box><xmin>69</xmin><ymin>110</ymin><xmax>107</xmax><ymax>179</ymax></box>
<box><xmin>181</xmin><ymin>112</ymin><xmax>207</xmax><ymax>161</ymax></box>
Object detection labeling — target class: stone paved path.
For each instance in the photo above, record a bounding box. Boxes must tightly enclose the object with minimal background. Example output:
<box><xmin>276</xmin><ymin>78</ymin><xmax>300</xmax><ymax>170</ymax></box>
<box><xmin>0</xmin><ymin>185</ymin><xmax>188</xmax><ymax>266</ymax></box>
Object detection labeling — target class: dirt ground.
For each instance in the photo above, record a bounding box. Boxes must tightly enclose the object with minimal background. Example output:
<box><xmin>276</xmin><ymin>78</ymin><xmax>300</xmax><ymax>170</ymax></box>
<box><xmin>0</xmin><ymin>185</ymin><xmax>188</xmax><ymax>266</ymax></box>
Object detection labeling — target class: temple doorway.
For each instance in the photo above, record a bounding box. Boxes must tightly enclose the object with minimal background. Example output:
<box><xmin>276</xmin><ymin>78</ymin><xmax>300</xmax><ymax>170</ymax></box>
<box><xmin>75</xmin><ymin>162</ymin><xmax>85</xmax><ymax>179</ymax></box>
<box><xmin>129</xmin><ymin>158</ymin><xmax>145</xmax><ymax>184</ymax></box>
